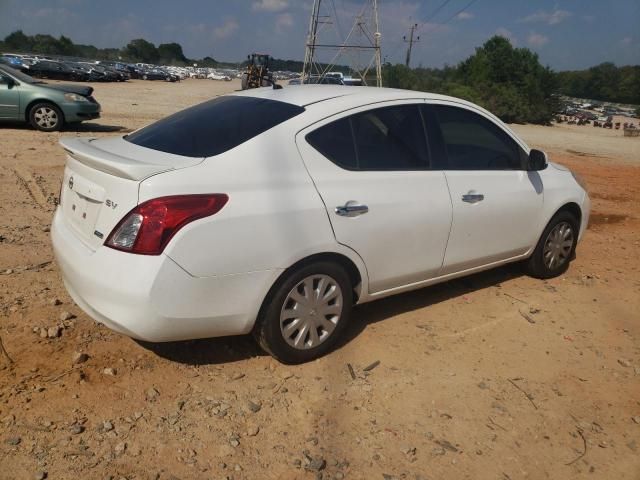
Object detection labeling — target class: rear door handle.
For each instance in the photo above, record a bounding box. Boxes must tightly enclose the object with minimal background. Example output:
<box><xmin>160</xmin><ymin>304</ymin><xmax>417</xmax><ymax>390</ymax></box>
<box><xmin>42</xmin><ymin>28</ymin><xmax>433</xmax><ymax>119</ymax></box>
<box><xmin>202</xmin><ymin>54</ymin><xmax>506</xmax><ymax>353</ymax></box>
<box><xmin>462</xmin><ymin>193</ymin><xmax>484</xmax><ymax>204</ymax></box>
<box><xmin>335</xmin><ymin>201</ymin><xmax>369</xmax><ymax>217</ymax></box>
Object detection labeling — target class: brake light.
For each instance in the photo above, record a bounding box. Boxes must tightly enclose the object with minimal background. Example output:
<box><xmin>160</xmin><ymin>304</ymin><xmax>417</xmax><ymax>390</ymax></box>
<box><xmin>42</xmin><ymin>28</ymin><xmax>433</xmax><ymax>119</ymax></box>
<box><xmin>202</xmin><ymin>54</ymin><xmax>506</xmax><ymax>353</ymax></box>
<box><xmin>105</xmin><ymin>194</ymin><xmax>228</xmax><ymax>255</ymax></box>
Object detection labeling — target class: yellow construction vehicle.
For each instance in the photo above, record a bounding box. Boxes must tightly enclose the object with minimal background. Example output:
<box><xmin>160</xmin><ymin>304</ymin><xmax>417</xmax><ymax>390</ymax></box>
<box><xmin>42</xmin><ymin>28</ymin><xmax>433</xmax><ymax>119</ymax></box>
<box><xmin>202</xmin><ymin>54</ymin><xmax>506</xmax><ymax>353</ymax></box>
<box><xmin>241</xmin><ymin>53</ymin><xmax>275</xmax><ymax>90</ymax></box>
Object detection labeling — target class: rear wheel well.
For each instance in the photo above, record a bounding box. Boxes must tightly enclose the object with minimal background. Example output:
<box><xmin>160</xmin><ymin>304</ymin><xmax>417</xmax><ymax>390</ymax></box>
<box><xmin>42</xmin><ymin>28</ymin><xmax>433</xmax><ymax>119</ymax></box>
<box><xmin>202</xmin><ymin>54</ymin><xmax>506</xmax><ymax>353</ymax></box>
<box><xmin>288</xmin><ymin>253</ymin><xmax>362</xmax><ymax>302</ymax></box>
<box><xmin>255</xmin><ymin>252</ymin><xmax>363</xmax><ymax>333</ymax></box>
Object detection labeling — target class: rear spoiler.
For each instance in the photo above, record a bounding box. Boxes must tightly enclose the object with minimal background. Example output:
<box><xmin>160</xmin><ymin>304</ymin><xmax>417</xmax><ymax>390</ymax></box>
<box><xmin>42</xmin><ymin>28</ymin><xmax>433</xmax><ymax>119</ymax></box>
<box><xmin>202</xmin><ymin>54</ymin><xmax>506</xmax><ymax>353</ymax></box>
<box><xmin>59</xmin><ymin>137</ymin><xmax>175</xmax><ymax>181</ymax></box>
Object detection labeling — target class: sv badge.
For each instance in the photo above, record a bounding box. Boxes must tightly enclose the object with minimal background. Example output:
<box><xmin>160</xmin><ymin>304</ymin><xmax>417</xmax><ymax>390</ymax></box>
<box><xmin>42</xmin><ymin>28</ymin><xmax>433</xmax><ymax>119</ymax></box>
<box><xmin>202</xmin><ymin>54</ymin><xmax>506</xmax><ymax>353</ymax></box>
<box><xmin>105</xmin><ymin>199</ymin><xmax>118</xmax><ymax>209</ymax></box>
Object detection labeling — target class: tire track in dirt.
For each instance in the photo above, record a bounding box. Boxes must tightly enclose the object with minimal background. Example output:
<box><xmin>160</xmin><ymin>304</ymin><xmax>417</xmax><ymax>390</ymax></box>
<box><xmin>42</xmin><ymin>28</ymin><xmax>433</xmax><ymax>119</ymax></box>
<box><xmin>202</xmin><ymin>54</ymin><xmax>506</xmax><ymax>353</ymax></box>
<box><xmin>13</xmin><ymin>167</ymin><xmax>52</xmax><ymax>211</ymax></box>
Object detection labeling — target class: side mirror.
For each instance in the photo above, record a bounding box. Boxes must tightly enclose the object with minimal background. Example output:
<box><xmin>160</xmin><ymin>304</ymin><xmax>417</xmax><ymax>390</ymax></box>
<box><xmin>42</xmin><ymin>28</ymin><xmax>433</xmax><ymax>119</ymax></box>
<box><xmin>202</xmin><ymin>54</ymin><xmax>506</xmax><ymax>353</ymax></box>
<box><xmin>0</xmin><ymin>75</ymin><xmax>15</xmax><ymax>86</ymax></box>
<box><xmin>528</xmin><ymin>149</ymin><xmax>548</xmax><ymax>171</ymax></box>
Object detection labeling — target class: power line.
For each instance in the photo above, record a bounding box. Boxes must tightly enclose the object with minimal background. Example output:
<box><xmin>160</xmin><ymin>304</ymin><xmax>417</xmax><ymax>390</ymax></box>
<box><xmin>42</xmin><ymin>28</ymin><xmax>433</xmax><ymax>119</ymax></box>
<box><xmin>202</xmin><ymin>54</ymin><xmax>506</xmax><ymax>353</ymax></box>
<box><xmin>415</xmin><ymin>0</ymin><xmax>454</xmax><ymax>30</ymax></box>
<box><xmin>385</xmin><ymin>0</ymin><xmax>479</xmax><ymax>64</ymax></box>
<box><xmin>384</xmin><ymin>0</ymin><xmax>454</xmax><ymax>63</ymax></box>
<box><xmin>418</xmin><ymin>0</ymin><xmax>479</xmax><ymax>39</ymax></box>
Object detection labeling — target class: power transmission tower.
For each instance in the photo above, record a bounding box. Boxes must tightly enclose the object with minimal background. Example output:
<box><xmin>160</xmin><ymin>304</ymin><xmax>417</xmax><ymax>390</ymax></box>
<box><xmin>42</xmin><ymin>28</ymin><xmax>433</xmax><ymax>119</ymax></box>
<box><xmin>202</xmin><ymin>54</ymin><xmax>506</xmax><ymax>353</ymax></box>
<box><xmin>302</xmin><ymin>0</ymin><xmax>382</xmax><ymax>87</ymax></box>
<box><xmin>403</xmin><ymin>23</ymin><xmax>420</xmax><ymax>67</ymax></box>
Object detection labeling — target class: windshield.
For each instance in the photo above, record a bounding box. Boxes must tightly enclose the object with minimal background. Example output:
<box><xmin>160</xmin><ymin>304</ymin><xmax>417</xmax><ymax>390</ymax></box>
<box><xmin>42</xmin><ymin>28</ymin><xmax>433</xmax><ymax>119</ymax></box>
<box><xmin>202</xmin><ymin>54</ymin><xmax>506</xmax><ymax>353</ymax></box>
<box><xmin>0</xmin><ymin>65</ymin><xmax>39</xmax><ymax>84</ymax></box>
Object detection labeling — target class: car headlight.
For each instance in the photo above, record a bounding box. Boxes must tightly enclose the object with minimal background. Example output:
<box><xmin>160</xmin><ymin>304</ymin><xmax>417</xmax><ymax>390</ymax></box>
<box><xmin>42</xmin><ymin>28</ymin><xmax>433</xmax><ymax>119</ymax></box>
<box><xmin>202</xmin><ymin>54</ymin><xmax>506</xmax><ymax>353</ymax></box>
<box><xmin>571</xmin><ymin>170</ymin><xmax>588</xmax><ymax>192</ymax></box>
<box><xmin>64</xmin><ymin>93</ymin><xmax>89</xmax><ymax>103</ymax></box>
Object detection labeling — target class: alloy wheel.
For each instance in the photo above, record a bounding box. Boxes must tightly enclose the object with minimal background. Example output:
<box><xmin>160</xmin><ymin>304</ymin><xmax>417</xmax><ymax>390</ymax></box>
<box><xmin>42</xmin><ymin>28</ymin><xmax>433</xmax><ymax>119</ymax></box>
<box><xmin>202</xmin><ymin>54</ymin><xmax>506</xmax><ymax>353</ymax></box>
<box><xmin>34</xmin><ymin>107</ymin><xmax>59</xmax><ymax>129</ymax></box>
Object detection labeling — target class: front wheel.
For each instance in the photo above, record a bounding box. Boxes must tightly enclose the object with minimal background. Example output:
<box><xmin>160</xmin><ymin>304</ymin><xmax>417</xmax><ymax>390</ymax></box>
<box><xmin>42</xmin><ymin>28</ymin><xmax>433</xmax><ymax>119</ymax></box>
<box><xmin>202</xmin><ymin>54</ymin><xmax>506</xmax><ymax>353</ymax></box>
<box><xmin>254</xmin><ymin>262</ymin><xmax>352</xmax><ymax>364</ymax></box>
<box><xmin>525</xmin><ymin>211</ymin><xmax>579</xmax><ymax>279</ymax></box>
<box><xmin>29</xmin><ymin>103</ymin><xmax>63</xmax><ymax>132</ymax></box>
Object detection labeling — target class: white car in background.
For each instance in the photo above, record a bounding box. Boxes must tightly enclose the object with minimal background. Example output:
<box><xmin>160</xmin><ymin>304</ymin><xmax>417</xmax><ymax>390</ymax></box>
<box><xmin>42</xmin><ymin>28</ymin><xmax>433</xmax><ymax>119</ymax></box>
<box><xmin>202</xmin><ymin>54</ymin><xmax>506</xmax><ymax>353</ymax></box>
<box><xmin>51</xmin><ymin>86</ymin><xmax>590</xmax><ymax>364</ymax></box>
<box><xmin>207</xmin><ymin>72</ymin><xmax>232</xmax><ymax>81</ymax></box>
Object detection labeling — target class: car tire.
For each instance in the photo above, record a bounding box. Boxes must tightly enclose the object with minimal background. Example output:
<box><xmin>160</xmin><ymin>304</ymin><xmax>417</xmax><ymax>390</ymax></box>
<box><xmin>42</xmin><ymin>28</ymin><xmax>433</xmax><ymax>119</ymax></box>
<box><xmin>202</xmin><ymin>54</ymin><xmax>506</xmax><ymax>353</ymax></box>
<box><xmin>525</xmin><ymin>210</ymin><xmax>579</xmax><ymax>279</ymax></box>
<box><xmin>142</xmin><ymin>74</ymin><xmax>148</xmax><ymax>80</ymax></box>
<box><xmin>29</xmin><ymin>102</ymin><xmax>64</xmax><ymax>132</ymax></box>
<box><xmin>254</xmin><ymin>261</ymin><xmax>353</xmax><ymax>364</ymax></box>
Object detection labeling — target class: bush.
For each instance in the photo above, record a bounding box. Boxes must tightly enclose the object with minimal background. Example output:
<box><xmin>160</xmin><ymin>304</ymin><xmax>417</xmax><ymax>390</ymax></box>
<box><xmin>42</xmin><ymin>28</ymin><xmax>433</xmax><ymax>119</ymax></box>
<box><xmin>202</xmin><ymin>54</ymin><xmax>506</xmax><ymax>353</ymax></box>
<box><xmin>384</xmin><ymin>36</ymin><xmax>559</xmax><ymax>125</ymax></box>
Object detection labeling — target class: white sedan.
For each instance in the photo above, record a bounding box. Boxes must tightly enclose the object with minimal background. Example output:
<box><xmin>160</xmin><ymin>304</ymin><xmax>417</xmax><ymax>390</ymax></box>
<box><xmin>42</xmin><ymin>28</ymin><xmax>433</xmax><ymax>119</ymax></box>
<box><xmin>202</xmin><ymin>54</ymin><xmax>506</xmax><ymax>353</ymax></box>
<box><xmin>51</xmin><ymin>86</ymin><xmax>590</xmax><ymax>363</ymax></box>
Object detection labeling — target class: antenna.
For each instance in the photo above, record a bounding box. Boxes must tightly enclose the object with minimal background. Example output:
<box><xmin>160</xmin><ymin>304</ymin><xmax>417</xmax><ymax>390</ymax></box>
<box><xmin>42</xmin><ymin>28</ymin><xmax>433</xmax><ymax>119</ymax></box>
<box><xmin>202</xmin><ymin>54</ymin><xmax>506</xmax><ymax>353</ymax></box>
<box><xmin>302</xmin><ymin>0</ymin><xmax>383</xmax><ymax>87</ymax></box>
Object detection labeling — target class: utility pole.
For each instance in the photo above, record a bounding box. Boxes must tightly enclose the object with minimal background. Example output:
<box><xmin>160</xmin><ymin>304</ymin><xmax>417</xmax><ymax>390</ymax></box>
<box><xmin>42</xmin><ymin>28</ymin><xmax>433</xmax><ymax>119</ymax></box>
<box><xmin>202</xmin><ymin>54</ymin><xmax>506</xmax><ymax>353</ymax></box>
<box><xmin>403</xmin><ymin>23</ymin><xmax>420</xmax><ymax>68</ymax></box>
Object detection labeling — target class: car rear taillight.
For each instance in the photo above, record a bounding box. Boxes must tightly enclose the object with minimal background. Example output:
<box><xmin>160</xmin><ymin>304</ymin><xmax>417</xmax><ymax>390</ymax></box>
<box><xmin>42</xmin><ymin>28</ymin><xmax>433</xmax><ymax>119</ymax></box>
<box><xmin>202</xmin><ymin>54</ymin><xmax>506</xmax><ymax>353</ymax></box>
<box><xmin>105</xmin><ymin>194</ymin><xmax>228</xmax><ymax>255</ymax></box>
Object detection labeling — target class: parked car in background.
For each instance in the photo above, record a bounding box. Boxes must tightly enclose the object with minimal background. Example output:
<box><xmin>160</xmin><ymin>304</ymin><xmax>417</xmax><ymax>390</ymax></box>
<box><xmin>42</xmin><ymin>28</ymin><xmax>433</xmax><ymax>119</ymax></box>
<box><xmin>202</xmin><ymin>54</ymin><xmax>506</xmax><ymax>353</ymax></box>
<box><xmin>140</xmin><ymin>68</ymin><xmax>178</xmax><ymax>81</ymax></box>
<box><xmin>21</xmin><ymin>60</ymin><xmax>83</xmax><ymax>81</ymax></box>
<box><xmin>65</xmin><ymin>62</ymin><xmax>104</xmax><ymax>82</ymax></box>
<box><xmin>51</xmin><ymin>86</ymin><xmax>590</xmax><ymax>363</ymax></box>
<box><xmin>207</xmin><ymin>72</ymin><xmax>232</xmax><ymax>81</ymax></box>
<box><xmin>0</xmin><ymin>64</ymin><xmax>100</xmax><ymax>131</ymax></box>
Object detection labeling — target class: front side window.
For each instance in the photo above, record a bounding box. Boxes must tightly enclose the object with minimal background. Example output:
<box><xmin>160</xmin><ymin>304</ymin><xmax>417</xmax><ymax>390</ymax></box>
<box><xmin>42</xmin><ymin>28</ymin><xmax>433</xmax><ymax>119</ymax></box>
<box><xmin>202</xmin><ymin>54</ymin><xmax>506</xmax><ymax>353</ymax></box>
<box><xmin>434</xmin><ymin>105</ymin><xmax>524</xmax><ymax>170</ymax></box>
<box><xmin>306</xmin><ymin>105</ymin><xmax>430</xmax><ymax>170</ymax></box>
<box><xmin>125</xmin><ymin>96</ymin><xmax>305</xmax><ymax>158</ymax></box>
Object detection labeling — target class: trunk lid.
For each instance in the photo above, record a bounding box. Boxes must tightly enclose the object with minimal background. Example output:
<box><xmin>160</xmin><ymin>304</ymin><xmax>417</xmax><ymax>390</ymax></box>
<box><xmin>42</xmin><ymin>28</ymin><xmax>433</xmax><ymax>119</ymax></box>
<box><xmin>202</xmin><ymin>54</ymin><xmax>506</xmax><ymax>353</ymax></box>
<box><xmin>58</xmin><ymin>136</ymin><xmax>204</xmax><ymax>251</ymax></box>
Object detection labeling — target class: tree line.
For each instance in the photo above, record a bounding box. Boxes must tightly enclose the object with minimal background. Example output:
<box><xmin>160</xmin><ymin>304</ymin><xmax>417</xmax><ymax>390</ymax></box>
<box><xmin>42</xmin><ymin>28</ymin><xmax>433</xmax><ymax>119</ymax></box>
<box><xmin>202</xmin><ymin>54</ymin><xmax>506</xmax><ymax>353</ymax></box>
<box><xmin>2</xmin><ymin>31</ymin><xmax>638</xmax><ymax>124</ymax></box>
<box><xmin>0</xmin><ymin>30</ymin><xmax>216</xmax><ymax>66</ymax></box>
<box><xmin>384</xmin><ymin>36</ymin><xmax>561</xmax><ymax>124</ymax></box>
<box><xmin>384</xmin><ymin>36</ymin><xmax>639</xmax><ymax>124</ymax></box>
<box><xmin>555</xmin><ymin>63</ymin><xmax>640</xmax><ymax>105</ymax></box>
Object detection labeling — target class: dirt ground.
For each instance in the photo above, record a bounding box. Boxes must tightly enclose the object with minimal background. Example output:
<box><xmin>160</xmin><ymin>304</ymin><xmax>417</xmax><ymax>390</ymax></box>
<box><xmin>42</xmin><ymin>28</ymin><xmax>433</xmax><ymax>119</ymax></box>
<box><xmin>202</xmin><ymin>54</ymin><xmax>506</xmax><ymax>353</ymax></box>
<box><xmin>1</xmin><ymin>79</ymin><xmax>639</xmax><ymax>480</ymax></box>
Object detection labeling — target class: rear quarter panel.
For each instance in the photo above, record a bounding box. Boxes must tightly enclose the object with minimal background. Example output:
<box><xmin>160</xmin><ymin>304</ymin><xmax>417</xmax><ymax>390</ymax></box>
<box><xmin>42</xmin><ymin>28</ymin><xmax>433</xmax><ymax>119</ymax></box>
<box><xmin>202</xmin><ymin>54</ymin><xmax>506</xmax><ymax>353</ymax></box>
<box><xmin>139</xmin><ymin>121</ymin><xmax>364</xmax><ymax>279</ymax></box>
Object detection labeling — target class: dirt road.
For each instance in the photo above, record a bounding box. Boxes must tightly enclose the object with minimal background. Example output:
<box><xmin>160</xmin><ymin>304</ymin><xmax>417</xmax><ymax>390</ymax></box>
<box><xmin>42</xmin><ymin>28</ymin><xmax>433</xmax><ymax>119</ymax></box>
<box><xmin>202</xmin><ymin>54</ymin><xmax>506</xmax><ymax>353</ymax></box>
<box><xmin>1</xmin><ymin>79</ymin><xmax>639</xmax><ymax>480</ymax></box>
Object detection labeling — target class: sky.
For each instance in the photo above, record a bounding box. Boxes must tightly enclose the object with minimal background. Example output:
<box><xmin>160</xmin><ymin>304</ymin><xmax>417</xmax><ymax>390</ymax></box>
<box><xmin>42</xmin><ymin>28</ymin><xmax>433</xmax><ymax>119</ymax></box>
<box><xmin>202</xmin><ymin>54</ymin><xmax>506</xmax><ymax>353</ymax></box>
<box><xmin>0</xmin><ymin>0</ymin><xmax>638</xmax><ymax>70</ymax></box>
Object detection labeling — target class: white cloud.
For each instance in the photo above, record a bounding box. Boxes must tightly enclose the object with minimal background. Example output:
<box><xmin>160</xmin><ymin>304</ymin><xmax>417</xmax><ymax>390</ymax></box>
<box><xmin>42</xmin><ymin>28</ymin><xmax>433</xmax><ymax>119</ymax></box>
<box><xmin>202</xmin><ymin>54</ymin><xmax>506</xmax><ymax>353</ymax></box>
<box><xmin>252</xmin><ymin>0</ymin><xmax>288</xmax><ymax>12</ymax></box>
<box><xmin>456</xmin><ymin>11</ymin><xmax>474</xmax><ymax>20</ymax></box>
<box><xmin>495</xmin><ymin>27</ymin><xmax>516</xmax><ymax>45</ymax></box>
<box><xmin>621</xmin><ymin>36</ymin><xmax>632</xmax><ymax>46</ymax></box>
<box><xmin>275</xmin><ymin>13</ymin><xmax>294</xmax><ymax>33</ymax></box>
<box><xmin>520</xmin><ymin>9</ymin><xmax>571</xmax><ymax>26</ymax></box>
<box><xmin>527</xmin><ymin>32</ymin><xmax>549</xmax><ymax>47</ymax></box>
<box><xmin>213</xmin><ymin>18</ymin><xmax>238</xmax><ymax>40</ymax></box>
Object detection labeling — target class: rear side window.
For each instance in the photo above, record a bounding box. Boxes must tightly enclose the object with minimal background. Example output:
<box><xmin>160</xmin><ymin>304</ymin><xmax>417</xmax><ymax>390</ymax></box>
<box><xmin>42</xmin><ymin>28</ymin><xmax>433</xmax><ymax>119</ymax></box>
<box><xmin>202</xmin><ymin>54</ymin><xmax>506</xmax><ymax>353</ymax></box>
<box><xmin>434</xmin><ymin>105</ymin><xmax>524</xmax><ymax>170</ymax></box>
<box><xmin>306</xmin><ymin>105</ymin><xmax>430</xmax><ymax>170</ymax></box>
<box><xmin>126</xmin><ymin>96</ymin><xmax>304</xmax><ymax>158</ymax></box>
<box><xmin>305</xmin><ymin>118</ymin><xmax>356</xmax><ymax>168</ymax></box>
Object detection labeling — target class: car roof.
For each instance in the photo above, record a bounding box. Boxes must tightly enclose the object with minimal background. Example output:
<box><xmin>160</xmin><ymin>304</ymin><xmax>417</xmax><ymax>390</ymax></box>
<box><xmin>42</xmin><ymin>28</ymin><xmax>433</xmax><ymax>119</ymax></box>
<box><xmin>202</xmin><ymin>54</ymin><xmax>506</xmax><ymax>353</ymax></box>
<box><xmin>230</xmin><ymin>85</ymin><xmax>471</xmax><ymax>108</ymax></box>
<box><xmin>230</xmin><ymin>85</ymin><xmax>529</xmax><ymax>153</ymax></box>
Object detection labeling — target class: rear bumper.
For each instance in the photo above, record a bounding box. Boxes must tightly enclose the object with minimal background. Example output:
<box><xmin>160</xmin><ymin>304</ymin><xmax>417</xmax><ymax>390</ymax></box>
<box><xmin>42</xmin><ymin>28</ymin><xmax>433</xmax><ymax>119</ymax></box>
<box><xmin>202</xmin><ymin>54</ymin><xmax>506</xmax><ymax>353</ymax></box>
<box><xmin>51</xmin><ymin>208</ymin><xmax>281</xmax><ymax>342</ymax></box>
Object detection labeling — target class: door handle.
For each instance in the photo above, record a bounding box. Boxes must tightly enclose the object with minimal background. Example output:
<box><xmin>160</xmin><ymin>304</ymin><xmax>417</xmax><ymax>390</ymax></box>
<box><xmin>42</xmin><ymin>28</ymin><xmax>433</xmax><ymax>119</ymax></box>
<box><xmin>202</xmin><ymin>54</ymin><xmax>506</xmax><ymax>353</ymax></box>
<box><xmin>461</xmin><ymin>193</ymin><xmax>484</xmax><ymax>203</ymax></box>
<box><xmin>335</xmin><ymin>201</ymin><xmax>369</xmax><ymax>217</ymax></box>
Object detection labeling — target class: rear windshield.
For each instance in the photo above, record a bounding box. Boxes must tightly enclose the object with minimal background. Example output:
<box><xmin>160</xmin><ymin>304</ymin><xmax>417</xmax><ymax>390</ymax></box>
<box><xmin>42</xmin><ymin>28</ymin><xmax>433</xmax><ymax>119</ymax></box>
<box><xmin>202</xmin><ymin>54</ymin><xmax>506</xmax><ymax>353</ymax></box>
<box><xmin>125</xmin><ymin>96</ymin><xmax>304</xmax><ymax>158</ymax></box>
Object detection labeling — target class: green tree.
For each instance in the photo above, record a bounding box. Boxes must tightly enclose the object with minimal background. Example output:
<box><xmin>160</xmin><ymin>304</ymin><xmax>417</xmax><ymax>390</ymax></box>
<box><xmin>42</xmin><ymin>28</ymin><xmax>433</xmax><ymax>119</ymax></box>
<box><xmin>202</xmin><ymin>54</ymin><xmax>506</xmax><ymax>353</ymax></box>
<box><xmin>384</xmin><ymin>36</ymin><xmax>559</xmax><ymax>124</ymax></box>
<box><xmin>123</xmin><ymin>39</ymin><xmax>159</xmax><ymax>63</ymax></box>
<box><xmin>158</xmin><ymin>42</ymin><xmax>187</xmax><ymax>65</ymax></box>
<box><xmin>4</xmin><ymin>30</ymin><xmax>32</xmax><ymax>51</ymax></box>
<box><xmin>197</xmin><ymin>56</ymin><xmax>218</xmax><ymax>67</ymax></box>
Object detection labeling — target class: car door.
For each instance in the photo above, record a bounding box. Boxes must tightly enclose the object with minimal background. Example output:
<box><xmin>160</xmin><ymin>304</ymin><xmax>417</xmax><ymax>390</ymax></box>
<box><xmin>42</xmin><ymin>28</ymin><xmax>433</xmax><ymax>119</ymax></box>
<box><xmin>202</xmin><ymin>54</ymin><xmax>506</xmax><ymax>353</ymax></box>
<box><xmin>0</xmin><ymin>73</ymin><xmax>20</xmax><ymax>119</ymax></box>
<box><xmin>425</xmin><ymin>103</ymin><xmax>543</xmax><ymax>274</ymax></box>
<box><xmin>297</xmin><ymin>102</ymin><xmax>453</xmax><ymax>294</ymax></box>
